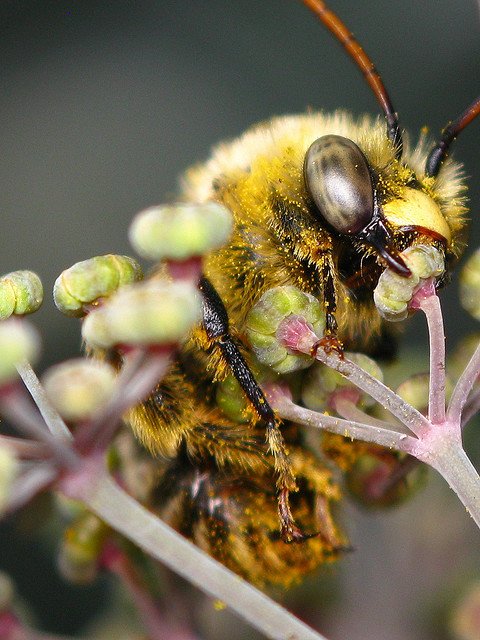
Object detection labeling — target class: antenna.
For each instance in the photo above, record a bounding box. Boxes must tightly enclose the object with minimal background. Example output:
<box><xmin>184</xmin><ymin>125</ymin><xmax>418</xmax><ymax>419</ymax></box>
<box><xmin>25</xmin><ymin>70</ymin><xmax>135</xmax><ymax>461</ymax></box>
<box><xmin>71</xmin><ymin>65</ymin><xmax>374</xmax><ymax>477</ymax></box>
<box><xmin>426</xmin><ymin>96</ymin><xmax>480</xmax><ymax>177</ymax></box>
<box><xmin>301</xmin><ymin>0</ymin><xmax>402</xmax><ymax>158</ymax></box>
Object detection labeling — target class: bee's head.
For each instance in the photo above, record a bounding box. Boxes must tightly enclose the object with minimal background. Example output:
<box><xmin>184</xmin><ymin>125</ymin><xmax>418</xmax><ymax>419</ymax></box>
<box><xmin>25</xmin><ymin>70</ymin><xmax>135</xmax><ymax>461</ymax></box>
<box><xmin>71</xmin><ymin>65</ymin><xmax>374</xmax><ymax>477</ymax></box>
<box><xmin>304</xmin><ymin>134</ymin><xmax>452</xmax><ymax>282</ymax></box>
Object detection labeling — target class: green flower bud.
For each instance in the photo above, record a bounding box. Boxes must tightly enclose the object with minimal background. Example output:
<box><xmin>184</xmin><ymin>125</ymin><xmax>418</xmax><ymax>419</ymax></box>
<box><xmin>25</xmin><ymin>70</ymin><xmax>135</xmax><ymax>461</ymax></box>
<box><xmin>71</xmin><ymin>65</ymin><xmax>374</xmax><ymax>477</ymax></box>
<box><xmin>42</xmin><ymin>359</ymin><xmax>116</xmax><ymax>422</ymax></box>
<box><xmin>0</xmin><ymin>571</ymin><xmax>14</xmax><ymax>613</ymax></box>
<box><xmin>449</xmin><ymin>334</ymin><xmax>480</xmax><ymax>381</ymax></box>
<box><xmin>245</xmin><ymin>286</ymin><xmax>325</xmax><ymax>374</ymax></box>
<box><xmin>58</xmin><ymin>512</ymin><xmax>107</xmax><ymax>584</ymax></box>
<box><xmin>459</xmin><ymin>248</ymin><xmax>480</xmax><ymax>321</ymax></box>
<box><xmin>0</xmin><ymin>270</ymin><xmax>43</xmax><ymax>320</ymax></box>
<box><xmin>302</xmin><ymin>352</ymin><xmax>383</xmax><ymax>411</ymax></box>
<box><xmin>450</xmin><ymin>581</ymin><xmax>480</xmax><ymax>640</ymax></box>
<box><xmin>374</xmin><ymin>245</ymin><xmax>444</xmax><ymax>321</ymax></box>
<box><xmin>0</xmin><ymin>447</ymin><xmax>19</xmax><ymax>516</ymax></box>
<box><xmin>216</xmin><ymin>375</ymin><xmax>253</xmax><ymax>423</ymax></box>
<box><xmin>82</xmin><ymin>280</ymin><xmax>202</xmax><ymax>348</ymax></box>
<box><xmin>129</xmin><ymin>202</ymin><xmax>233</xmax><ymax>261</ymax></box>
<box><xmin>54</xmin><ymin>255</ymin><xmax>143</xmax><ymax>317</ymax></box>
<box><xmin>395</xmin><ymin>373</ymin><xmax>454</xmax><ymax>414</ymax></box>
<box><xmin>0</xmin><ymin>319</ymin><xmax>40</xmax><ymax>385</ymax></box>
<box><xmin>346</xmin><ymin>450</ymin><xmax>427</xmax><ymax>508</ymax></box>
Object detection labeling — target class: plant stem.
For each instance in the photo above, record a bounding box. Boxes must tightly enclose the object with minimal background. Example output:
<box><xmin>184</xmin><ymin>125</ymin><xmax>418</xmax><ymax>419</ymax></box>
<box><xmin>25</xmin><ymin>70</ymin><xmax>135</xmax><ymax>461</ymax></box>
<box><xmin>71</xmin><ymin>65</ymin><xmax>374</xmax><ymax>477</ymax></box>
<box><xmin>0</xmin><ymin>389</ymin><xmax>78</xmax><ymax>469</ymax></box>
<box><xmin>414</xmin><ymin>436</ymin><xmax>480</xmax><ymax>529</ymax></box>
<box><xmin>448</xmin><ymin>340</ymin><xmax>480</xmax><ymax>425</ymax></box>
<box><xmin>71</xmin><ymin>470</ymin><xmax>327</xmax><ymax>640</ymax></box>
<box><xmin>272</xmin><ymin>393</ymin><xmax>418</xmax><ymax>452</ymax></box>
<box><xmin>16</xmin><ymin>361</ymin><xmax>72</xmax><ymax>442</ymax></box>
<box><xmin>416</xmin><ymin>293</ymin><xmax>447</xmax><ymax>425</ymax></box>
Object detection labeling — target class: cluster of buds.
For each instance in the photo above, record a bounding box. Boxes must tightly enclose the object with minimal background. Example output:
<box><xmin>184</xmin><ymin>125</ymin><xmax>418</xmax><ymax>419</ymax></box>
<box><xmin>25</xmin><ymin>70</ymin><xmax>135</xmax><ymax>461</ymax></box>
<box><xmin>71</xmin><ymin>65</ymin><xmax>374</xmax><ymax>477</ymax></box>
<box><xmin>0</xmin><ymin>199</ymin><xmax>232</xmax><ymax>546</ymax></box>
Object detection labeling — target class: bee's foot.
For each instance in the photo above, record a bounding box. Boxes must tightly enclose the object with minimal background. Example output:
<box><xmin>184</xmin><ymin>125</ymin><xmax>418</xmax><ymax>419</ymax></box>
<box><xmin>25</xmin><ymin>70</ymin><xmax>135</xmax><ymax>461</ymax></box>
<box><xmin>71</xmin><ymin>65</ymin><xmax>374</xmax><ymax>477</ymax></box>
<box><xmin>281</xmin><ymin>522</ymin><xmax>318</xmax><ymax>544</ymax></box>
<box><xmin>278</xmin><ymin>487</ymin><xmax>317</xmax><ymax>543</ymax></box>
<box><xmin>310</xmin><ymin>335</ymin><xmax>344</xmax><ymax>359</ymax></box>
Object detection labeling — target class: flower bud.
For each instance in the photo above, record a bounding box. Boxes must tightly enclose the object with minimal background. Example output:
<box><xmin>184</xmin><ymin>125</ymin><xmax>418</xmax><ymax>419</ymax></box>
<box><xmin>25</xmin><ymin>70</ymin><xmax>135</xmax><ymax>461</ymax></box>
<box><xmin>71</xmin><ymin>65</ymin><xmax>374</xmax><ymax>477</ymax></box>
<box><xmin>245</xmin><ymin>286</ymin><xmax>325</xmax><ymax>374</ymax></box>
<box><xmin>395</xmin><ymin>373</ymin><xmax>454</xmax><ymax>415</ymax></box>
<box><xmin>0</xmin><ymin>447</ymin><xmax>19</xmax><ymax>515</ymax></box>
<box><xmin>82</xmin><ymin>280</ymin><xmax>202</xmax><ymax>349</ymax></box>
<box><xmin>42</xmin><ymin>359</ymin><xmax>116</xmax><ymax>422</ymax></box>
<box><xmin>459</xmin><ymin>248</ymin><xmax>480</xmax><ymax>321</ymax></box>
<box><xmin>216</xmin><ymin>374</ymin><xmax>254</xmax><ymax>423</ymax></box>
<box><xmin>0</xmin><ymin>320</ymin><xmax>40</xmax><ymax>385</ymax></box>
<box><xmin>54</xmin><ymin>255</ymin><xmax>143</xmax><ymax>317</ymax></box>
<box><xmin>58</xmin><ymin>512</ymin><xmax>107</xmax><ymax>584</ymax></box>
<box><xmin>345</xmin><ymin>449</ymin><xmax>427</xmax><ymax>508</ymax></box>
<box><xmin>0</xmin><ymin>572</ymin><xmax>14</xmax><ymax>613</ymax></box>
<box><xmin>374</xmin><ymin>245</ymin><xmax>444</xmax><ymax>321</ymax></box>
<box><xmin>0</xmin><ymin>271</ymin><xmax>43</xmax><ymax>320</ymax></box>
<box><xmin>302</xmin><ymin>352</ymin><xmax>383</xmax><ymax>412</ymax></box>
<box><xmin>129</xmin><ymin>202</ymin><xmax>233</xmax><ymax>261</ymax></box>
<box><xmin>450</xmin><ymin>581</ymin><xmax>480</xmax><ymax>640</ymax></box>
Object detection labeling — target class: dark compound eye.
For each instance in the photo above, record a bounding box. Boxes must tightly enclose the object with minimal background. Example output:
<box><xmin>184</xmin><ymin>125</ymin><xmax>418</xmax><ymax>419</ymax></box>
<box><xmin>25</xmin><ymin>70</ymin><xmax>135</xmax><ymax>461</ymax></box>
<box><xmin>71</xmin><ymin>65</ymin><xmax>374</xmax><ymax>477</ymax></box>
<box><xmin>304</xmin><ymin>135</ymin><xmax>374</xmax><ymax>235</ymax></box>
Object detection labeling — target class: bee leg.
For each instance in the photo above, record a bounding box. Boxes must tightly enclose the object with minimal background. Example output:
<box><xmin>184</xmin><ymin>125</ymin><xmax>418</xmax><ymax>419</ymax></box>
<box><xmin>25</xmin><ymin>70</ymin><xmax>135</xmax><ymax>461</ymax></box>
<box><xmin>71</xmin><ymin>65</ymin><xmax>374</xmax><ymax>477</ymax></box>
<box><xmin>199</xmin><ymin>276</ymin><xmax>310</xmax><ymax>543</ymax></box>
<box><xmin>312</xmin><ymin>254</ymin><xmax>344</xmax><ymax>357</ymax></box>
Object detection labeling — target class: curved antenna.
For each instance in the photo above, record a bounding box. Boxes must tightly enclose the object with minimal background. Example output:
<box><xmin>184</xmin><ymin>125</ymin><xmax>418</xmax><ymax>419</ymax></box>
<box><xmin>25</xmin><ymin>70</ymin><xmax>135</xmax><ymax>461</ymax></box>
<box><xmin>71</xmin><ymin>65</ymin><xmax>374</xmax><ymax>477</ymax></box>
<box><xmin>426</xmin><ymin>96</ymin><xmax>480</xmax><ymax>177</ymax></box>
<box><xmin>301</xmin><ymin>0</ymin><xmax>402</xmax><ymax>158</ymax></box>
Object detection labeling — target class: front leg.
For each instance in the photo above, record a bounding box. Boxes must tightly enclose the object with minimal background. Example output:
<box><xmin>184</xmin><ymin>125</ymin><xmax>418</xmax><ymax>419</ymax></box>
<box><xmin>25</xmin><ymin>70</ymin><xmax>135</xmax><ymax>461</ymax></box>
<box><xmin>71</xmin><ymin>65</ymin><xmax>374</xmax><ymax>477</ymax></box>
<box><xmin>199</xmin><ymin>276</ymin><xmax>311</xmax><ymax>542</ymax></box>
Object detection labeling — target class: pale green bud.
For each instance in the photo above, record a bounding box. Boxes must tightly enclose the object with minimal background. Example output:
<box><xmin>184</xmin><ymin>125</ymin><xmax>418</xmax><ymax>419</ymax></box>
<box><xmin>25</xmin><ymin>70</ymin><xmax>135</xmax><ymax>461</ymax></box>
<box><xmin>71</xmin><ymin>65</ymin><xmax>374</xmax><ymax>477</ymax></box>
<box><xmin>82</xmin><ymin>279</ymin><xmax>202</xmax><ymax>348</ymax></box>
<box><xmin>216</xmin><ymin>375</ymin><xmax>252</xmax><ymax>423</ymax></box>
<box><xmin>0</xmin><ymin>447</ymin><xmax>19</xmax><ymax>516</ymax></box>
<box><xmin>450</xmin><ymin>581</ymin><xmax>480</xmax><ymax>640</ymax></box>
<box><xmin>0</xmin><ymin>571</ymin><xmax>15</xmax><ymax>612</ymax></box>
<box><xmin>58</xmin><ymin>512</ymin><xmax>107</xmax><ymax>584</ymax></box>
<box><xmin>54</xmin><ymin>255</ymin><xmax>143</xmax><ymax>317</ymax></box>
<box><xmin>302</xmin><ymin>352</ymin><xmax>383</xmax><ymax>411</ymax></box>
<box><xmin>129</xmin><ymin>202</ymin><xmax>233</xmax><ymax>261</ymax></box>
<box><xmin>396</xmin><ymin>372</ymin><xmax>453</xmax><ymax>413</ymax></box>
<box><xmin>245</xmin><ymin>286</ymin><xmax>325</xmax><ymax>374</ymax></box>
<box><xmin>459</xmin><ymin>248</ymin><xmax>480</xmax><ymax>321</ymax></box>
<box><xmin>42</xmin><ymin>359</ymin><xmax>116</xmax><ymax>421</ymax></box>
<box><xmin>346</xmin><ymin>450</ymin><xmax>427</xmax><ymax>508</ymax></box>
<box><xmin>0</xmin><ymin>319</ymin><xmax>40</xmax><ymax>385</ymax></box>
<box><xmin>374</xmin><ymin>245</ymin><xmax>444</xmax><ymax>321</ymax></box>
<box><xmin>0</xmin><ymin>270</ymin><xmax>43</xmax><ymax>320</ymax></box>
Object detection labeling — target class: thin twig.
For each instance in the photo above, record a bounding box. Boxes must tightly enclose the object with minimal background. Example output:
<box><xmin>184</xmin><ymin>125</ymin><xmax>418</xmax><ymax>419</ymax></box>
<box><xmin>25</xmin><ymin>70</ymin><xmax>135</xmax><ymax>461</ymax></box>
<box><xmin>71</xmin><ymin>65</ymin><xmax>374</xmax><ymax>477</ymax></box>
<box><xmin>84</xmin><ymin>351</ymin><xmax>171</xmax><ymax>454</ymax></box>
<box><xmin>271</xmin><ymin>393</ymin><xmax>418</xmax><ymax>452</ymax></box>
<box><xmin>16</xmin><ymin>360</ymin><xmax>72</xmax><ymax>441</ymax></box>
<box><xmin>312</xmin><ymin>349</ymin><xmax>431</xmax><ymax>437</ymax></box>
<box><xmin>415</xmin><ymin>292</ymin><xmax>447</xmax><ymax>425</ymax></box>
<box><xmin>6</xmin><ymin>463</ymin><xmax>57</xmax><ymax>514</ymax></box>
<box><xmin>105</xmin><ymin>544</ymin><xmax>201</xmax><ymax>640</ymax></box>
<box><xmin>0</xmin><ymin>435</ymin><xmax>50</xmax><ymax>459</ymax></box>
<box><xmin>0</xmin><ymin>389</ymin><xmax>78</xmax><ymax>469</ymax></box>
<box><xmin>448</xmin><ymin>340</ymin><xmax>480</xmax><ymax>425</ymax></box>
<box><xmin>332</xmin><ymin>397</ymin><xmax>407</xmax><ymax>432</ymax></box>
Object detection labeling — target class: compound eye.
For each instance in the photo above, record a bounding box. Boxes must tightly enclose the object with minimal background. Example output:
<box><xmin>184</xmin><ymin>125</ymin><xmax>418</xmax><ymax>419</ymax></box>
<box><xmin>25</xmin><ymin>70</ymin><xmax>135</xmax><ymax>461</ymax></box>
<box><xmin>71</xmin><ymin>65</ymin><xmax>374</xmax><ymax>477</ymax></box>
<box><xmin>304</xmin><ymin>135</ymin><xmax>374</xmax><ymax>235</ymax></box>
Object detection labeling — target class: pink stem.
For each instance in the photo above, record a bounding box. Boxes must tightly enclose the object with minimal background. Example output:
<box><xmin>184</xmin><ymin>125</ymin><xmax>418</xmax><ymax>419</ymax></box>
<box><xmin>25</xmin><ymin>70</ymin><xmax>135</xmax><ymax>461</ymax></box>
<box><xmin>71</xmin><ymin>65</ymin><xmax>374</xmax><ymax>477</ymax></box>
<box><xmin>6</xmin><ymin>463</ymin><xmax>57</xmax><ymax>515</ymax></box>
<box><xmin>448</xmin><ymin>340</ymin><xmax>480</xmax><ymax>426</ymax></box>
<box><xmin>0</xmin><ymin>435</ymin><xmax>50</xmax><ymax>460</ymax></box>
<box><xmin>0</xmin><ymin>388</ymin><xmax>78</xmax><ymax>469</ymax></box>
<box><xmin>412</xmin><ymin>284</ymin><xmax>447</xmax><ymax>425</ymax></box>
<box><xmin>270</xmin><ymin>391</ymin><xmax>418</xmax><ymax>453</ymax></box>
<box><xmin>103</xmin><ymin>544</ymin><xmax>200</xmax><ymax>640</ymax></box>
<box><xmin>76</xmin><ymin>348</ymin><xmax>171</xmax><ymax>454</ymax></box>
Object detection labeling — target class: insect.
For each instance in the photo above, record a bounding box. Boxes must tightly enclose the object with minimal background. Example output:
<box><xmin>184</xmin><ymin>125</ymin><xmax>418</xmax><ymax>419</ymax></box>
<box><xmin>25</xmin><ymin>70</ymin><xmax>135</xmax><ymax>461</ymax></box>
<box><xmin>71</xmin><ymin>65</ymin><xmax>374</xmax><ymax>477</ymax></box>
<box><xmin>123</xmin><ymin>0</ymin><xmax>480</xmax><ymax>586</ymax></box>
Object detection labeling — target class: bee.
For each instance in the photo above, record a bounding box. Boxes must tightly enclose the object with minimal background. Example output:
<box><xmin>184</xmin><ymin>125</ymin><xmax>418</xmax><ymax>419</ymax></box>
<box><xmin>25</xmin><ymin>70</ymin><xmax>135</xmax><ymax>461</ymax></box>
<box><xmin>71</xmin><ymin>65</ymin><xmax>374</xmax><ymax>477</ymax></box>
<box><xmin>124</xmin><ymin>0</ymin><xmax>479</xmax><ymax>587</ymax></box>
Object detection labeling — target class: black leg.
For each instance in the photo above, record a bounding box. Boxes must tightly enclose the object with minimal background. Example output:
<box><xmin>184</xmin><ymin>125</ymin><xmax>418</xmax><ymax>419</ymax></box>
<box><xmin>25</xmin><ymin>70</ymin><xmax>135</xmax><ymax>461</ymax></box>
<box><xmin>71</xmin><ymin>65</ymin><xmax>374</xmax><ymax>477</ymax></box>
<box><xmin>199</xmin><ymin>276</ymin><xmax>311</xmax><ymax>542</ymax></box>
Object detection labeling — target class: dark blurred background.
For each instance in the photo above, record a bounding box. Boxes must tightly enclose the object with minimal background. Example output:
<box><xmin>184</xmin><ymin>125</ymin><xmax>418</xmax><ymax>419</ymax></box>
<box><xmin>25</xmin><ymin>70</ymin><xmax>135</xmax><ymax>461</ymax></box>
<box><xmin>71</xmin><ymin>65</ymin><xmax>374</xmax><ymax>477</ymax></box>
<box><xmin>0</xmin><ymin>1</ymin><xmax>479</xmax><ymax>639</ymax></box>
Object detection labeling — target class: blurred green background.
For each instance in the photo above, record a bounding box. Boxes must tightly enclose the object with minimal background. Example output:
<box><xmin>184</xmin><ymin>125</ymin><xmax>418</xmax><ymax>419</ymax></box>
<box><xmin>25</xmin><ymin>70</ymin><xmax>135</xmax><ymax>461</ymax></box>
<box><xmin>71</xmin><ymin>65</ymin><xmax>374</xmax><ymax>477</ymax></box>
<box><xmin>0</xmin><ymin>1</ymin><xmax>479</xmax><ymax>639</ymax></box>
